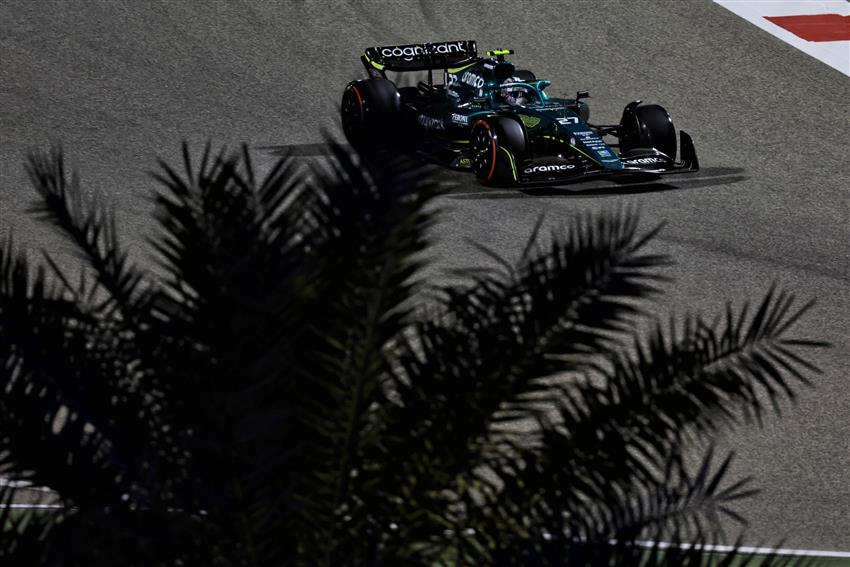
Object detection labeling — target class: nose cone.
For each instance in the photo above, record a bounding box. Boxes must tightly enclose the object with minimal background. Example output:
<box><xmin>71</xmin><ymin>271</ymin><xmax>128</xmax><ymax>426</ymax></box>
<box><xmin>572</xmin><ymin>133</ymin><xmax>622</xmax><ymax>170</ymax></box>
<box><xmin>601</xmin><ymin>158</ymin><xmax>624</xmax><ymax>170</ymax></box>
<box><xmin>545</xmin><ymin>106</ymin><xmax>624</xmax><ymax>170</ymax></box>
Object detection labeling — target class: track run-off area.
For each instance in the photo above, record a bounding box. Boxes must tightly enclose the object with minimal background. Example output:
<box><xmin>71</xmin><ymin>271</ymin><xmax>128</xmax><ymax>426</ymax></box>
<box><xmin>1</xmin><ymin>0</ymin><xmax>848</xmax><ymax>552</ymax></box>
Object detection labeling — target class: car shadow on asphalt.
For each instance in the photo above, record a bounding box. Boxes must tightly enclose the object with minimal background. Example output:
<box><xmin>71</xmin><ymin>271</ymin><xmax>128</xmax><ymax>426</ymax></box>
<box><xmin>445</xmin><ymin>167</ymin><xmax>747</xmax><ymax>200</ymax></box>
<box><xmin>259</xmin><ymin>145</ymin><xmax>746</xmax><ymax>200</ymax></box>
<box><xmin>261</xmin><ymin>143</ymin><xmax>346</xmax><ymax>156</ymax></box>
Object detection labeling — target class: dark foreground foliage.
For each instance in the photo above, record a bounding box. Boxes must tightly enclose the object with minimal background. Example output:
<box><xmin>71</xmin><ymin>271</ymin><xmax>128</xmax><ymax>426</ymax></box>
<box><xmin>0</xmin><ymin>143</ymin><xmax>824</xmax><ymax>565</ymax></box>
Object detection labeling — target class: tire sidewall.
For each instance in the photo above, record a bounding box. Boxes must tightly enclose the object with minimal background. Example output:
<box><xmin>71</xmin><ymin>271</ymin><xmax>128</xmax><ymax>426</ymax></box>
<box><xmin>471</xmin><ymin>116</ymin><xmax>527</xmax><ymax>187</ymax></box>
<box><xmin>341</xmin><ymin>79</ymin><xmax>401</xmax><ymax>150</ymax></box>
<box><xmin>619</xmin><ymin>103</ymin><xmax>677</xmax><ymax>161</ymax></box>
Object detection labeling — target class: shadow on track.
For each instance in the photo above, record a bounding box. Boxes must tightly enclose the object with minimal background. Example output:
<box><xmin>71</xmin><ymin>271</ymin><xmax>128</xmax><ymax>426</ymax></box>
<box><xmin>447</xmin><ymin>167</ymin><xmax>748</xmax><ymax>200</ymax></box>
<box><xmin>259</xmin><ymin>145</ymin><xmax>746</xmax><ymax>199</ymax></box>
<box><xmin>260</xmin><ymin>143</ymin><xmax>346</xmax><ymax>156</ymax></box>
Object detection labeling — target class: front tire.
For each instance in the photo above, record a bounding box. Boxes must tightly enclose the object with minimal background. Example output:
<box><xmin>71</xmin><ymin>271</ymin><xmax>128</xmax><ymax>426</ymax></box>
<box><xmin>471</xmin><ymin>116</ymin><xmax>527</xmax><ymax>187</ymax></box>
<box><xmin>618</xmin><ymin>102</ymin><xmax>677</xmax><ymax>161</ymax></box>
<box><xmin>341</xmin><ymin>79</ymin><xmax>401</xmax><ymax>150</ymax></box>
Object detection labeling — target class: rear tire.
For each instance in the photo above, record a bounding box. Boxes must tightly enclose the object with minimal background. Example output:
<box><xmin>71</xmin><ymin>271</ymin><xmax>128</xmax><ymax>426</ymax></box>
<box><xmin>341</xmin><ymin>79</ymin><xmax>401</xmax><ymax>150</ymax></box>
<box><xmin>618</xmin><ymin>102</ymin><xmax>677</xmax><ymax>161</ymax></box>
<box><xmin>470</xmin><ymin>116</ymin><xmax>527</xmax><ymax>187</ymax></box>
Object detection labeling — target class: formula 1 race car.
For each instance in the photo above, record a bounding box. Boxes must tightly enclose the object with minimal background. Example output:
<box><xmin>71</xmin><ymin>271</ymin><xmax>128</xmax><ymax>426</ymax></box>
<box><xmin>341</xmin><ymin>40</ymin><xmax>699</xmax><ymax>186</ymax></box>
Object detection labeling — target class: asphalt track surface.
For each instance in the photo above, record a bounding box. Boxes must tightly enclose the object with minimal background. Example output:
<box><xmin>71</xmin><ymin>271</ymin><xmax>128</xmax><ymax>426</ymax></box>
<box><xmin>1</xmin><ymin>0</ymin><xmax>848</xmax><ymax>551</ymax></box>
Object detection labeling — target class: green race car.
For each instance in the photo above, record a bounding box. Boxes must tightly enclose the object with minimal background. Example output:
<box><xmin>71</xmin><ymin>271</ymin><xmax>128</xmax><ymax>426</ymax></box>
<box><xmin>341</xmin><ymin>40</ymin><xmax>699</xmax><ymax>186</ymax></box>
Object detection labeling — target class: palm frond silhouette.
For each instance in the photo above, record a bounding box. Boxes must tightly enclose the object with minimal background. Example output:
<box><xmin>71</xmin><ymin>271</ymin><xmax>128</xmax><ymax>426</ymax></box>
<box><xmin>0</xmin><ymin>143</ymin><xmax>824</xmax><ymax>566</ymax></box>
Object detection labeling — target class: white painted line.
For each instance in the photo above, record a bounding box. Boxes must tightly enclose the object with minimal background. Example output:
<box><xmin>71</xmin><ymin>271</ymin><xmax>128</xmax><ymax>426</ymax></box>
<box><xmin>0</xmin><ymin>478</ymin><xmax>55</xmax><ymax>493</ymax></box>
<box><xmin>3</xmin><ymin>502</ymin><xmax>850</xmax><ymax>558</ymax></box>
<box><xmin>714</xmin><ymin>0</ymin><xmax>850</xmax><ymax>76</ymax></box>
<box><xmin>632</xmin><ymin>539</ymin><xmax>850</xmax><ymax>559</ymax></box>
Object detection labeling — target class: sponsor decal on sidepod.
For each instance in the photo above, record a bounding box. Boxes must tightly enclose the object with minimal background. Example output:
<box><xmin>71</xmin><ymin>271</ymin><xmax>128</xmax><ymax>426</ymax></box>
<box><xmin>418</xmin><ymin>115</ymin><xmax>444</xmax><ymax>130</ymax></box>
<box><xmin>461</xmin><ymin>71</ymin><xmax>485</xmax><ymax>89</ymax></box>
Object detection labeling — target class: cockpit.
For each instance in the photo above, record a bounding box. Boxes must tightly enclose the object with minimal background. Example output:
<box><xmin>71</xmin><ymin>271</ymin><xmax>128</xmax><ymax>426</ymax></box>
<box><xmin>492</xmin><ymin>79</ymin><xmax>550</xmax><ymax>107</ymax></box>
<box><xmin>442</xmin><ymin>54</ymin><xmax>552</xmax><ymax>109</ymax></box>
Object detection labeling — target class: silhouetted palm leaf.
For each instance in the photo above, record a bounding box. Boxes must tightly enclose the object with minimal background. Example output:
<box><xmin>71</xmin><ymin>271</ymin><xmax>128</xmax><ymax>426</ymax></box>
<box><xmin>0</xmin><ymin>142</ymin><xmax>825</xmax><ymax>566</ymax></box>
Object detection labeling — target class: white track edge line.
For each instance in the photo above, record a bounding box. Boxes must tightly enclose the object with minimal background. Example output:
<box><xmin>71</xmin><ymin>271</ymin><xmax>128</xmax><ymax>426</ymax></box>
<box><xmin>631</xmin><ymin>539</ymin><xmax>850</xmax><ymax>558</ymax></box>
<box><xmin>0</xmin><ymin>479</ymin><xmax>55</xmax><ymax>493</ymax></box>
<box><xmin>3</xmin><ymin>486</ymin><xmax>848</xmax><ymax>555</ymax></box>
<box><xmin>5</xmin><ymin>504</ymin><xmax>848</xmax><ymax>558</ymax></box>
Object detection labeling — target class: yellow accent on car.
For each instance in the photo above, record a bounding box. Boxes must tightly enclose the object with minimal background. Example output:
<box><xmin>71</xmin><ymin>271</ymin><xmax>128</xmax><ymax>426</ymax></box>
<box><xmin>541</xmin><ymin>135</ymin><xmax>600</xmax><ymax>165</ymax></box>
<box><xmin>569</xmin><ymin>145</ymin><xmax>600</xmax><ymax>164</ymax></box>
<box><xmin>446</xmin><ymin>62</ymin><xmax>475</xmax><ymax>74</ymax></box>
<box><xmin>486</xmin><ymin>49</ymin><xmax>514</xmax><ymax>56</ymax></box>
<box><xmin>519</xmin><ymin>115</ymin><xmax>541</xmax><ymax>128</ymax></box>
<box><xmin>499</xmin><ymin>146</ymin><xmax>517</xmax><ymax>181</ymax></box>
<box><xmin>541</xmin><ymin>135</ymin><xmax>569</xmax><ymax>145</ymax></box>
<box><xmin>365</xmin><ymin>54</ymin><xmax>385</xmax><ymax>70</ymax></box>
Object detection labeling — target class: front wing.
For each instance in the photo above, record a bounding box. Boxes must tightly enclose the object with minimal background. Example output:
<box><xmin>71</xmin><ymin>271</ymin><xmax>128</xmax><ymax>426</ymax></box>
<box><xmin>514</xmin><ymin>131</ymin><xmax>699</xmax><ymax>186</ymax></box>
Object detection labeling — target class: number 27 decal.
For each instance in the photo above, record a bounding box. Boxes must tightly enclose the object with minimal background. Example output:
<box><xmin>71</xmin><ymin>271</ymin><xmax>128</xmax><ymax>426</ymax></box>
<box><xmin>556</xmin><ymin>117</ymin><xmax>580</xmax><ymax>125</ymax></box>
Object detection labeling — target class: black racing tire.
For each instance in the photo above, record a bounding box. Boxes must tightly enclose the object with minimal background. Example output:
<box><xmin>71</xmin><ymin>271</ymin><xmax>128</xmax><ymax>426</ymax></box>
<box><xmin>470</xmin><ymin>116</ymin><xmax>527</xmax><ymax>187</ymax></box>
<box><xmin>513</xmin><ymin>69</ymin><xmax>536</xmax><ymax>82</ymax></box>
<box><xmin>341</xmin><ymin>79</ymin><xmax>401</xmax><ymax>150</ymax></box>
<box><xmin>618</xmin><ymin>102</ymin><xmax>677</xmax><ymax>161</ymax></box>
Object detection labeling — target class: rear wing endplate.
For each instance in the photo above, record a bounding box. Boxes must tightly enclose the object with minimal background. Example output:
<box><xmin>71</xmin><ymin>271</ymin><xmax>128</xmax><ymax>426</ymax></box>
<box><xmin>362</xmin><ymin>40</ymin><xmax>477</xmax><ymax>78</ymax></box>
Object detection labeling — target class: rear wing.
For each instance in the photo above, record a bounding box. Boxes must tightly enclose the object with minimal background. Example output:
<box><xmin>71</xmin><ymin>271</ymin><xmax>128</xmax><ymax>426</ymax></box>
<box><xmin>362</xmin><ymin>40</ymin><xmax>477</xmax><ymax>79</ymax></box>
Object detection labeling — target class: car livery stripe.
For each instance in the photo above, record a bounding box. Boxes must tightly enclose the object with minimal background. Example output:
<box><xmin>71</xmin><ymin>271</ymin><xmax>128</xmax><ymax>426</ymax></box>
<box><xmin>541</xmin><ymin>134</ymin><xmax>601</xmax><ymax>165</ymax></box>
<box><xmin>364</xmin><ymin>54</ymin><xmax>385</xmax><ymax>71</ymax></box>
<box><xmin>447</xmin><ymin>62</ymin><xmax>476</xmax><ymax>74</ymax></box>
<box><xmin>499</xmin><ymin>146</ymin><xmax>517</xmax><ymax>181</ymax></box>
<box><xmin>474</xmin><ymin>120</ymin><xmax>497</xmax><ymax>182</ymax></box>
<box><xmin>571</xmin><ymin>145</ymin><xmax>601</xmax><ymax>165</ymax></box>
<box><xmin>541</xmin><ymin>135</ymin><xmax>567</xmax><ymax>145</ymax></box>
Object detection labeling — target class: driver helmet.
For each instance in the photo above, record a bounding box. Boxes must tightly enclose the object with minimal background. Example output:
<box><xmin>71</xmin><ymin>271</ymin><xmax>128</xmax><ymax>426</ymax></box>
<box><xmin>500</xmin><ymin>77</ymin><xmax>527</xmax><ymax>106</ymax></box>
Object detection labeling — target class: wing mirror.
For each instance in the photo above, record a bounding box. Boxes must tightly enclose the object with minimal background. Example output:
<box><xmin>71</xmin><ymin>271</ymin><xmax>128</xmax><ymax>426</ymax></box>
<box><xmin>576</xmin><ymin>90</ymin><xmax>590</xmax><ymax>101</ymax></box>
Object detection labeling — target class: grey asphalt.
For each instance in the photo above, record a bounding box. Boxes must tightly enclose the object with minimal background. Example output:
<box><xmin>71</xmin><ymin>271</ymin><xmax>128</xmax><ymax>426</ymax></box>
<box><xmin>1</xmin><ymin>0</ymin><xmax>848</xmax><ymax>551</ymax></box>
